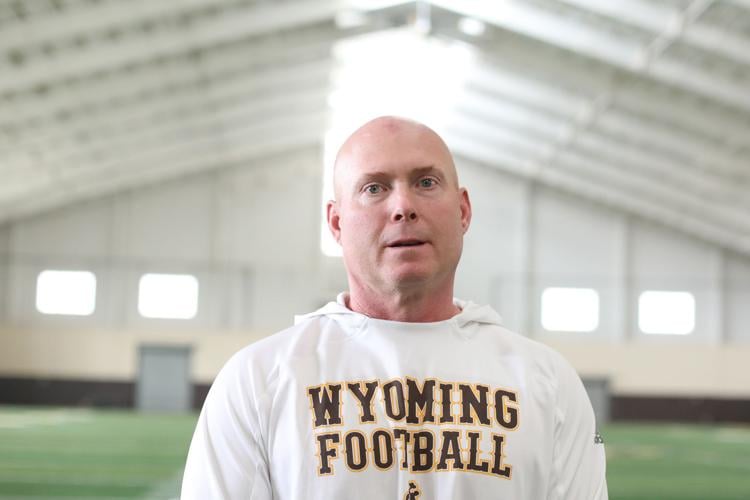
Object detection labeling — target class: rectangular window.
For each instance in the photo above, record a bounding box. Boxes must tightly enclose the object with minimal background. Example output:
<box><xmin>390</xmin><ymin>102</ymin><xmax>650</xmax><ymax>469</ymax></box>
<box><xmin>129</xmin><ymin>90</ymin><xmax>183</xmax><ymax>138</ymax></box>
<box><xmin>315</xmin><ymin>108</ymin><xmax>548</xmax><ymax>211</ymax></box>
<box><xmin>36</xmin><ymin>270</ymin><xmax>96</xmax><ymax>316</ymax></box>
<box><xmin>541</xmin><ymin>287</ymin><xmax>599</xmax><ymax>332</ymax></box>
<box><xmin>138</xmin><ymin>273</ymin><xmax>199</xmax><ymax>320</ymax></box>
<box><xmin>638</xmin><ymin>291</ymin><xmax>695</xmax><ymax>335</ymax></box>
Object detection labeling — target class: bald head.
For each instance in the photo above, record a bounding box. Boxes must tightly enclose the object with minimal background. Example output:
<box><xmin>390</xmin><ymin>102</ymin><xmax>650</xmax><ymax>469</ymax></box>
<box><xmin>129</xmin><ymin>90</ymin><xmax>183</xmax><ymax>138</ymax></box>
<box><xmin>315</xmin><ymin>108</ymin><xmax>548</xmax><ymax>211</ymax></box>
<box><xmin>325</xmin><ymin>115</ymin><xmax>472</xmax><ymax>320</ymax></box>
<box><xmin>333</xmin><ymin>116</ymin><xmax>459</xmax><ymax>200</ymax></box>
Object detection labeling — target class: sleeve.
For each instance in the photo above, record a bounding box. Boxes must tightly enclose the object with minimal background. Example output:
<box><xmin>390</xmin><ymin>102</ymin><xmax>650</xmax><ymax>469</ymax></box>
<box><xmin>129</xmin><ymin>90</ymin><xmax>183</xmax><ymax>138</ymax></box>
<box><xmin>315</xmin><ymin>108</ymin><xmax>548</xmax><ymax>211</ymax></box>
<box><xmin>180</xmin><ymin>352</ymin><xmax>273</xmax><ymax>500</ymax></box>
<box><xmin>546</xmin><ymin>355</ymin><xmax>609</xmax><ymax>500</ymax></box>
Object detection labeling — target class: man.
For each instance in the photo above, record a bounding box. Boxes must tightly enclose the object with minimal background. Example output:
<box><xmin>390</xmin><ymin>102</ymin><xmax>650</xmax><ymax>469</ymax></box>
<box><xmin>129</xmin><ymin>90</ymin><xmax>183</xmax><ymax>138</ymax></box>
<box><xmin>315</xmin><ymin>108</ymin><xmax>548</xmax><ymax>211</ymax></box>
<box><xmin>181</xmin><ymin>116</ymin><xmax>608</xmax><ymax>499</ymax></box>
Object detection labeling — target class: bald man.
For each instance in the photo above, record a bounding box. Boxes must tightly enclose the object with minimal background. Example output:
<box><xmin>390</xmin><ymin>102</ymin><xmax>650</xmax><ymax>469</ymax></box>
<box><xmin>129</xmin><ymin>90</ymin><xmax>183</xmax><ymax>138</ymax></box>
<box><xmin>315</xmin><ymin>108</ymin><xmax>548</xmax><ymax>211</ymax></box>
<box><xmin>181</xmin><ymin>117</ymin><xmax>608</xmax><ymax>499</ymax></box>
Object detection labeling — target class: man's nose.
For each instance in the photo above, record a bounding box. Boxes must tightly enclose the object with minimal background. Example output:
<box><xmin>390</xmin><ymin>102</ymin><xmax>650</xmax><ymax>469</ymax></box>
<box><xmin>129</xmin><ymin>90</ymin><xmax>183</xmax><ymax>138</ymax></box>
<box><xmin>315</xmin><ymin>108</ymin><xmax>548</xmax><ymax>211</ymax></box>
<box><xmin>393</xmin><ymin>208</ymin><xmax>418</xmax><ymax>222</ymax></box>
<box><xmin>391</xmin><ymin>189</ymin><xmax>418</xmax><ymax>222</ymax></box>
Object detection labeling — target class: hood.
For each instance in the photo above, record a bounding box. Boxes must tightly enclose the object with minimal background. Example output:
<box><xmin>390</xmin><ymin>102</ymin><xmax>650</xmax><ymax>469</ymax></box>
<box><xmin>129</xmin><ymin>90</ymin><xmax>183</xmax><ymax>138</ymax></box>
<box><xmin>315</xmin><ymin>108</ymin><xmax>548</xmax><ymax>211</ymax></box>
<box><xmin>295</xmin><ymin>292</ymin><xmax>503</xmax><ymax>331</ymax></box>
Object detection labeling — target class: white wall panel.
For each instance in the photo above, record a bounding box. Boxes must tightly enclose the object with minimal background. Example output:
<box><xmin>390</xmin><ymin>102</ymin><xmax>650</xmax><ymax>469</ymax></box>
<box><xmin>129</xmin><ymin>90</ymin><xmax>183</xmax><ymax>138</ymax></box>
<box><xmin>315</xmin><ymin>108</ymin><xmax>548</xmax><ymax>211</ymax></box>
<box><xmin>216</xmin><ymin>147</ymin><xmax>321</xmax><ymax>269</ymax></box>
<box><xmin>5</xmin><ymin>202</ymin><xmax>118</xmax><ymax>328</ymax></box>
<box><xmin>252</xmin><ymin>267</ymin><xmax>320</xmax><ymax>333</ymax></box>
<box><xmin>316</xmin><ymin>256</ymin><xmax>349</xmax><ymax>303</ymax></box>
<box><xmin>0</xmin><ymin>226</ymin><xmax>9</xmax><ymax>254</ymax></box>
<box><xmin>2</xmin><ymin>147</ymin><xmax>326</xmax><ymax>331</ymax></box>
<box><xmin>630</xmin><ymin>221</ymin><xmax>722</xmax><ymax>342</ymax></box>
<box><xmin>0</xmin><ymin>226</ymin><xmax>8</xmax><ymax>323</ymax></box>
<box><xmin>535</xmin><ymin>189</ymin><xmax>621</xmax><ymax>278</ymax></box>
<box><xmin>217</xmin><ymin>266</ymin><xmax>255</xmax><ymax>331</ymax></box>
<box><xmin>10</xmin><ymin>198</ymin><xmax>112</xmax><ymax>258</ymax></box>
<box><xmin>5</xmin><ymin>260</ymin><xmax>112</xmax><ymax>329</ymax></box>
<box><xmin>454</xmin><ymin>159</ymin><xmax>527</xmax><ymax>331</ymax></box>
<box><xmin>2</xmin><ymin>141</ymin><xmax>750</xmax><ymax>400</ymax></box>
<box><xmin>121</xmin><ymin>266</ymin><xmax>222</xmax><ymax>332</ymax></box>
<box><xmin>113</xmin><ymin>175</ymin><xmax>214</xmax><ymax>262</ymax></box>
<box><xmin>726</xmin><ymin>254</ymin><xmax>750</xmax><ymax>343</ymax></box>
<box><xmin>533</xmin><ymin>188</ymin><xmax>624</xmax><ymax>341</ymax></box>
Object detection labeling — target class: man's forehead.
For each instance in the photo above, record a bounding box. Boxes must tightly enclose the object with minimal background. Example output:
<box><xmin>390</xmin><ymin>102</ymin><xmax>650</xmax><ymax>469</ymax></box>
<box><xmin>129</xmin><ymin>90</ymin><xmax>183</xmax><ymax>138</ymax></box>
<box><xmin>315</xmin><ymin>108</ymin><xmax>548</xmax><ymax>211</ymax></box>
<box><xmin>338</xmin><ymin>117</ymin><xmax>445</xmax><ymax>158</ymax></box>
<box><xmin>351</xmin><ymin>124</ymin><xmax>437</xmax><ymax>152</ymax></box>
<box><xmin>333</xmin><ymin>116</ymin><xmax>459</xmax><ymax>194</ymax></box>
<box><xmin>337</xmin><ymin>150</ymin><xmax>457</xmax><ymax>189</ymax></box>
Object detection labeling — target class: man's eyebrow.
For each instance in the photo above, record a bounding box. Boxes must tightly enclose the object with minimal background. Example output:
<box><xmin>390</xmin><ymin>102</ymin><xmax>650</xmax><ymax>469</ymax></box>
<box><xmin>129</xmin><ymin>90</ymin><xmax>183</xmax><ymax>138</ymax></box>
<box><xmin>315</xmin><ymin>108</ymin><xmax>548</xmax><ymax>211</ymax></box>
<box><xmin>411</xmin><ymin>166</ymin><xmax>446</xmax><ymax>179</ymax></box>
<box><xmin>353</xmin><ymin>166</ymin><xmax>446</xmax><ymax>186</ymax></box>
<box><xmin>410</xmin><ymin>165</ymin><xmax>450</xmax><ymax>182</ymax></box>
<box><xmin>355</xmin><ymin>171</ymin><xmax>390</xmax><ymax>184</ymax></box>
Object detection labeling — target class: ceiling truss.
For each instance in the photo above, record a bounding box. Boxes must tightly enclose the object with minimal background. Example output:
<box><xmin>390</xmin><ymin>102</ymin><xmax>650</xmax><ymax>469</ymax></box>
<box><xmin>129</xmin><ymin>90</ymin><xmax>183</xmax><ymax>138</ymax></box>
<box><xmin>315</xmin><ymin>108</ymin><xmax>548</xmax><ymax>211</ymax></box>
<box><xmin>0</xmin><ymin>0</ymin><xmax>748</xmax><ymax>255</ymax></box>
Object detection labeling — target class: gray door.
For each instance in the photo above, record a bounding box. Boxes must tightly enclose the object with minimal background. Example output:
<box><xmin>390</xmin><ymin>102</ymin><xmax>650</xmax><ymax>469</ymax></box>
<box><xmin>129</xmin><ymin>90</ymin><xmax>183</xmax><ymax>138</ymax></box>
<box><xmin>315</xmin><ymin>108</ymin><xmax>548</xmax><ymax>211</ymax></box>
<box><xmin>137</xmin><ymin>345</ymin><xmax>192</xmax><ymax>412</ymax></box>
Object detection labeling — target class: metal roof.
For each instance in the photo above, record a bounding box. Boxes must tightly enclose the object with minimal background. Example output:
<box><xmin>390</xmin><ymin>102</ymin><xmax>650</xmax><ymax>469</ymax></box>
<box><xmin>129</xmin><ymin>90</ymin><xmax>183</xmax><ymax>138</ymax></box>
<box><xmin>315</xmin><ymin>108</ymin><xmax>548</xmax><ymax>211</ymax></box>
<box><xmin>1</xmin><ymin>0</ymin><xmax>748</xmax><ymax>254</ymax></box>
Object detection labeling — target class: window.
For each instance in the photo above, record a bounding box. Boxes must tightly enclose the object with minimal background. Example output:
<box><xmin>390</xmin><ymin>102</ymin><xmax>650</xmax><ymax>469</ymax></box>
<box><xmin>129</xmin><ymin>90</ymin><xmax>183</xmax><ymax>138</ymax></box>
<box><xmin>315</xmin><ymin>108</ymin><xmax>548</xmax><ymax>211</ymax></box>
<box><xmin>541</xmin><ymin>287</ymin><xmax>599</xmax><ymax>332</ymax></box>
<box><xmin>638</xmin><ymin>291</ymin><xmax>695</xmax><ymax>335</ymax></box>
<box><xmin>138</xmin><ymin>273</ymin><xmax>199</xmax><ymax>320</ymax></box>
<box><xmin>36</xmin><ymin>270</ymin><xmax>96</xmax><ymax>316</ymax></box>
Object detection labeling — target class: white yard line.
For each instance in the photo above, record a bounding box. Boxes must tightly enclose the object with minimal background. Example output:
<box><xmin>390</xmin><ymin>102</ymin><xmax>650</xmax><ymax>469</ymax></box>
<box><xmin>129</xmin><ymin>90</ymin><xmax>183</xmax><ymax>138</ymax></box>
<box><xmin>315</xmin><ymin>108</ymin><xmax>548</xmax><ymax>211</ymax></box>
<box><xmin>0</xmin><ymin>474</ymin><xmax>151</xmax><ymax>487</ymax></box>
<box><xmin>0</xmin><ymin>408</ymin><xmax>94</xmax><ymax>429</ymax></box>
<box><xmin>714</xmin><ymin>427</ymin><xmax>750</xmax><ymax>444</ymax></box>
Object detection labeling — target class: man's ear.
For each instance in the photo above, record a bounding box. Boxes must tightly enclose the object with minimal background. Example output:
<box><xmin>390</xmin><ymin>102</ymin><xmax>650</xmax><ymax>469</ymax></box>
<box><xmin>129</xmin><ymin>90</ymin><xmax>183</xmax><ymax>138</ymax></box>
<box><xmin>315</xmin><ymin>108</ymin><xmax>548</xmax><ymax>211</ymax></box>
<box><xmin>459</xmin><ymin>188</ymin><xmax>472</xmax><ymax>234</ymax></box>
<box><xmin>326</xmin><ymin>200</ymin><xmax>342</xmax><ymax>243</ymax></box>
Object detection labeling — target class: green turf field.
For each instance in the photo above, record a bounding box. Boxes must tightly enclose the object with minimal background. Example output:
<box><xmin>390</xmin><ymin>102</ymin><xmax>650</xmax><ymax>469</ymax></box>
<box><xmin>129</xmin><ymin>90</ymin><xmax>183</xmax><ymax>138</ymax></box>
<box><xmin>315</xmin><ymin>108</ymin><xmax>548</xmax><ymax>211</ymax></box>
<box><xmin>0</xmin><ymin>405</ymin><xmax>748</xmax><ymax>499</ymax></box>
<box><xmin>603</xmin><ymin>422</ymin><xmax>750</xmax><ymax>500</ymax></box>
<box><xmin>0</xmin><ymin>406</ymin><xmax>195</xmax><ymax>499</ymax></box>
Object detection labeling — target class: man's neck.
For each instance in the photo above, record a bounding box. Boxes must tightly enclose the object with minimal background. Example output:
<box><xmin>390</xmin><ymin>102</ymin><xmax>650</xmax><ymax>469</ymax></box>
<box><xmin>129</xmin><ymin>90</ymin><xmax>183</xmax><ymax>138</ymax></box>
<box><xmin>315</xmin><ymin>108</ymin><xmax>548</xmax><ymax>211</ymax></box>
<box><xmin>346</xmin><ymin>282</ymin><xmax>460</xmax><ymax>323</ymax></box>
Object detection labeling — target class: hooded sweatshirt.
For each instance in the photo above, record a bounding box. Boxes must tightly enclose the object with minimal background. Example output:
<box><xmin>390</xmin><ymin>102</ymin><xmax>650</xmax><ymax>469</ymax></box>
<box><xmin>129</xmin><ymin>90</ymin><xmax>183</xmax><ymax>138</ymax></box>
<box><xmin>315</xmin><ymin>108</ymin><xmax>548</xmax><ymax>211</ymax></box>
<box><xmin>181</xmin><ymin>294</ymin><xmax>608</xmax><ymax>500</ymax></box>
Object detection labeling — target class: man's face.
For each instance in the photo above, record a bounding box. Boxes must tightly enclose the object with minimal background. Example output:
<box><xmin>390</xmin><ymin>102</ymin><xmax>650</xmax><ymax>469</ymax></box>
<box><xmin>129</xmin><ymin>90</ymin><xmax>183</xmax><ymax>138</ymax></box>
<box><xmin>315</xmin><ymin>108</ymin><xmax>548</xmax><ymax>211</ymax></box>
<box><xmin>328</xmin><ymin>120</ymin><xmax>471</xmax><ymax>295</ymax></box>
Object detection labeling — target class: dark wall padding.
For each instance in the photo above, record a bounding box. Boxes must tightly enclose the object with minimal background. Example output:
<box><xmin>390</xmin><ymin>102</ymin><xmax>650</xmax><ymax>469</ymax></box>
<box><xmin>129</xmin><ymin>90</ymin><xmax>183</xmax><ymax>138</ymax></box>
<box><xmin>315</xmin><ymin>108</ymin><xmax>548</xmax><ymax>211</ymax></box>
<box><xmin>2</xmin><ymin>377</ymin><xmax>750</xmax><ymax>422</ymax></box>
<box><xmin>611</xmin><ymin>395</ymin><xmax>750</xmax><ymax>423</ymax></box>
<box><xmin>0</xmin><ymin>376</ymin><xmax>134</xmax><ymax>407</ymax></box>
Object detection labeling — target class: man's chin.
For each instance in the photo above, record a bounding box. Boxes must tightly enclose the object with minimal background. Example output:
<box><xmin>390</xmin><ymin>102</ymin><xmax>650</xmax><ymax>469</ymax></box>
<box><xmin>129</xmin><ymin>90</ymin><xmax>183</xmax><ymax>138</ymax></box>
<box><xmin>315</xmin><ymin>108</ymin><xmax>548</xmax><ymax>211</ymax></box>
<box><xmin>386</xmin><ymin>269</ymin><xmax>434</xmax><ymax>288</ymax></box>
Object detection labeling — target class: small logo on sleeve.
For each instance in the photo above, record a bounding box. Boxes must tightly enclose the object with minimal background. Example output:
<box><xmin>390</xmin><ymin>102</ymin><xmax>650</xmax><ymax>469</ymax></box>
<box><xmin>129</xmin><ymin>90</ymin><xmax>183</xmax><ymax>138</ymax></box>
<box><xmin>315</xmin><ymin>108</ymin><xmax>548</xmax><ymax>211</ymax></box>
<box><xmin>404</xmin><ymin>480</ymin><xmax>421</xmax><ymax>500</ymax></box>
<box><xmin>594</xmin><ymin>430</ymin><xmax>604</xmax><ymax>444</ymax></box>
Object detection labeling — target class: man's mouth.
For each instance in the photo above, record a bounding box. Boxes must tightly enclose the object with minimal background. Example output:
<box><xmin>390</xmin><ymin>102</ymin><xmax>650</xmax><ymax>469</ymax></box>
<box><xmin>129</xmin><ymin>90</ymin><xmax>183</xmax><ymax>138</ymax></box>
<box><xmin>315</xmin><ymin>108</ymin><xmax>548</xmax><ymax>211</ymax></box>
<box><xmin>387</xmin><ymin>239</ymin><xmax>426</xmax><ymax>248</ymax></box>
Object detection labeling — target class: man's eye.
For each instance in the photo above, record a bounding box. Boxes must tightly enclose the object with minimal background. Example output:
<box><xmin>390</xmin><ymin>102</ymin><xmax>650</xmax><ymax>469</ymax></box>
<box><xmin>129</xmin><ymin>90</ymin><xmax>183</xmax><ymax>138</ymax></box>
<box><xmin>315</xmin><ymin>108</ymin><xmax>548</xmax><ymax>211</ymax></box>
<box><xmin>419</xmin><ymin>178</ymin><xmax>436</xmax><ymax>188</ymax></box>
<box><xmin>365</xmin><ymin>184</ymin><xmax>382</xmax><ymax>194</ymax></box>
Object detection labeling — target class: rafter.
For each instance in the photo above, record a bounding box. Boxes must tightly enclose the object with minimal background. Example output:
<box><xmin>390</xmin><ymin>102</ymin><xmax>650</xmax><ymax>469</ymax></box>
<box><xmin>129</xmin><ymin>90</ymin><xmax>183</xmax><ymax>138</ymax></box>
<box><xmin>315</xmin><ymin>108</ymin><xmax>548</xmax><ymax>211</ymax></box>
<box><xmin>466</xmin><ymin>53</ymin><xmax>749</xmax><ymax>181</ymax></box>
<box><xmin>16</xmin><ymin>84</ymin><xmax>327</xmax><ymax>188</ymax></box>
<box><xmin>442</xmin><ymin>110</ymin><xmax>750</xmax><ymax>228</ymax></box>
<box><xmin>0</xmin><ymin>58</ymin><xmax>333</xmax><ymax>162</ymax></box>
<box><xmin>0</xmin><ymin>111</ymin><xmax>325</xmax><ymax>225</ymax></box>
<box><xmin>429</xmin><ymin>0</ymin><xmax>750</xmax><ymax>112</ymax></box>
<box><xmin>0</xmin><ymin>0</ymin><xmax>344</xmax><ymax>96</ymax></box>
<box><xmin>556</xmin><ymin>0</ymin><xmax>750</xmax><ymax>67</ymax></box>
<box><xmin>459</xmin><ymin>24</ymin><xmax>750</xmax><ymax>153</ymax></box>
<box><xmin>0</xmin><ymin>0</ymin><xmax>747</xmax><ymax>260</ymax></box>
<box><xmin>0</xmin><ymin>0</ymin><xmax>216</xmax><ymax>49</ymax></box>
<box><xmin>570</xmin><ymin>131</ymin><xmax>749</xmax><ymax>208</ymax></box>
<box><xmin>0</xmin><ymin>28</ymin><xmax>340</xmax><ymax>140</ymax></box>
<box><xmin>552</xmin><ymin>148</ymin><xmax>750</xmax><ymax>233</ymax></box>
<box><xmin>447</xmin><ymin>126</ymin><xmax>750</xmax><ymax>257</ymax></box>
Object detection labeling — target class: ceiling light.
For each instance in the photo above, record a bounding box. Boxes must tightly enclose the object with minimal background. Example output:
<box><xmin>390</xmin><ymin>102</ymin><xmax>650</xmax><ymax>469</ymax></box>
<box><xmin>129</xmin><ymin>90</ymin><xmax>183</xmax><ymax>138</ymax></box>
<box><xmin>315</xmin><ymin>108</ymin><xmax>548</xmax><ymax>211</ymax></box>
<box><xmin>458</xmin><ymin>17</ymin><xmax>486</xmax><ymax>37</ymax></box>
<box><xmin>335</xmin><ymin>9</ymin><xmax>367</xmax><ymax>29</ymax></box>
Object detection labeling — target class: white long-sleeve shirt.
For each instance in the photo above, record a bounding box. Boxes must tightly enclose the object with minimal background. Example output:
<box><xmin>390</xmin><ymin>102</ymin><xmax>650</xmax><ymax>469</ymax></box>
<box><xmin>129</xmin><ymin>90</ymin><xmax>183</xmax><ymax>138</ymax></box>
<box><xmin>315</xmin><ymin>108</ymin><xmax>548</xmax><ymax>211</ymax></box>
<box><xmin>181</xmin><ymin>294</ymin><xmax>608</xmax><ymax>499</ymax></box>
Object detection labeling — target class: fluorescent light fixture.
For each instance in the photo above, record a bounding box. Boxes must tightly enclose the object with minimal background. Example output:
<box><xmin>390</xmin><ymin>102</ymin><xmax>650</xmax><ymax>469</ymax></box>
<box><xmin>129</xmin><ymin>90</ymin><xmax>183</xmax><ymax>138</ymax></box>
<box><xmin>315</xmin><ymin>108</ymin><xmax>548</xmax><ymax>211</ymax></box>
<box><xmin>458</xmin><ymin>17</ymin><xmax>486</xmax><ymax>37</ymax></box>
<box><xmin>638</xmin><ymin>291</ymin><xmax>695</xmax><ymax>335</ymax></box>
<box><xmin>36</xmin><ymin>270</ymin><xmax>96</xmax><ymax>316</ymax></box>
<box><xmin>138</xmin><ymin>273</ymin><xmax>199</xmax><ymax>320</ymax></box>
<box><xmin>541</xmin><ymin>287</ymin><xmax>599</xmax><ymax>332</ymax></box>
<box><xmin>335</xmin><ymin>9</ymin><xmax>367</xmax><ymax>29</ymax></box>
